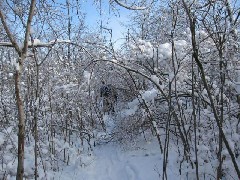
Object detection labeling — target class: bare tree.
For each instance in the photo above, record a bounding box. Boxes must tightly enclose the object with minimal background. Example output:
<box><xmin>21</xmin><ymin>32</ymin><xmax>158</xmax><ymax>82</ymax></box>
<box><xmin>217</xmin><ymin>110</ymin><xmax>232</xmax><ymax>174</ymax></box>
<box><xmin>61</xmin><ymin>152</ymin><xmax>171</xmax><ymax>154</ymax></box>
<box><xmin>0</xmin><ymin>0</ymin><xmax>36</xmax><ymax>179</ymax></box>
<box><xmin>181</xmin><ymin>0</ymin><xmax>240</xmax><ymax>178</ymax></box>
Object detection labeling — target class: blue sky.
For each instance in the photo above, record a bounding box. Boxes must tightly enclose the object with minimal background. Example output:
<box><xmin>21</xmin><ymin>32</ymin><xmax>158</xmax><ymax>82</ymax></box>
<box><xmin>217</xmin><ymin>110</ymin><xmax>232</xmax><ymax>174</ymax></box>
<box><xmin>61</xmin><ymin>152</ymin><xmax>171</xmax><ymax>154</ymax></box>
<box><xmin>81</xmin><ymin>0</ymin><xmax>131</xmax><ymax>46</ymax></box>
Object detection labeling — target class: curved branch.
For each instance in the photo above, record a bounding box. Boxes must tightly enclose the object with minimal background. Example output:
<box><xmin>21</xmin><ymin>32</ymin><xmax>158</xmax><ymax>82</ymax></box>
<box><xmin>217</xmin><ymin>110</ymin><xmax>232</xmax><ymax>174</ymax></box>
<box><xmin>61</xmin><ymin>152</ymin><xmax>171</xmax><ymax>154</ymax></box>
<box><xmin>0</xmin><ymin>10</ymin><xmax>21</xmax><ymax>55</ymax></box>
<box><xmin>90</xmin><ymin>58</ymin><xmax>168</xmax><ymax>101</ymax></box>
<box><xmin>113</xmin><ymin>0</ymin><xmax>147</xmax><ymax>10</ymax></box>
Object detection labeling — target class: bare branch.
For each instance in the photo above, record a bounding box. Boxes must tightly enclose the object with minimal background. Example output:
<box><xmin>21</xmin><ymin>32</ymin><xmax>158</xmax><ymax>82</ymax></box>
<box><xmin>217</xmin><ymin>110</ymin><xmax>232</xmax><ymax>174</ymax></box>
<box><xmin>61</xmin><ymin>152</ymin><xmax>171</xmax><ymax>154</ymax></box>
<box><xmin>113</xmin><ymin>0</ymin><xmax>147</xmax><ymax>10</ymax></box>
<box><xmin>0</xmin><ymin>9</ymin><xmax>21</xmax><ymax>55</ymax></box>
<box><xmin>181</xmin><ymin>0</ymin><xmax>240</xmax><ymax>177</ymax></box>
<box><xmin>0</xmin><ymin>42</ymin><xmax>53</xmax><ymax>48</ymax></box>
<box><xmin>0</xmin><ymin>42</ymin><xmax>15</xmax><ymax>47</ymax></box>
<box><xmin>22</xmin><ymin>0</ymin><xmax>36</xmax><ymax>55</ymax></box>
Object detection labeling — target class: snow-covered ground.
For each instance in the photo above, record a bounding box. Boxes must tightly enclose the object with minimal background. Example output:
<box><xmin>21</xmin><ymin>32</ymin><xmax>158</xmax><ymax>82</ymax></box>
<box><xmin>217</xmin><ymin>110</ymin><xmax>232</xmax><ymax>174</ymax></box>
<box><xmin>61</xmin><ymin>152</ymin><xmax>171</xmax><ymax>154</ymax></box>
<box><xmin>3</xmin><ymin>114</ymin><xmax>239</xmax><ymax>179</ymax></box>
<box><xmin>51</xmin><ymin>140</ymin><xmax>179</xmax><ymax>180</ymax></box>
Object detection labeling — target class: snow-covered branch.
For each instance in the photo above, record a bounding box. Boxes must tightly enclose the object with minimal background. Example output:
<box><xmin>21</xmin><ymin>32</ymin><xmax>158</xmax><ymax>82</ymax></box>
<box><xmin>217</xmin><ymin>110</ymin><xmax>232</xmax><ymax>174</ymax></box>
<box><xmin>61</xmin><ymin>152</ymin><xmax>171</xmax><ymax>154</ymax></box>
<box><xmin>0</xmin><ymin>39</ymin><xmax>72</xmax><ymax>48</ymax></box>
<box><xmin>0</xmin><ymin>9</ymin><xmax>21</xmax><ymax>55</ymax></box>
<box><xmin>22</xmin><ymin>0</ymin><xmax>36</xmax><ymax>55</ymax></box>
<box><xmin>113</xmin><ymin>0</ymin><xmax>148</xmax><ymax>10</ymax></box>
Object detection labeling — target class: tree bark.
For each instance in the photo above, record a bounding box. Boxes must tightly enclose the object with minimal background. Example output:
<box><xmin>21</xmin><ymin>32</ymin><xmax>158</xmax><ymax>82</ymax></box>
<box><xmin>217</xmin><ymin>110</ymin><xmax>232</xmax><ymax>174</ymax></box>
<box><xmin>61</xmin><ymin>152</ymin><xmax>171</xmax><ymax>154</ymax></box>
<box><xmin>0</xmin><ymin>1</ymin><xmax>36</xmax><ymax>179</ymax></box>
<box><xmin>15</xmin><ymin>58</ymin><xmax>25</xmax><ymax>180</ymax></box>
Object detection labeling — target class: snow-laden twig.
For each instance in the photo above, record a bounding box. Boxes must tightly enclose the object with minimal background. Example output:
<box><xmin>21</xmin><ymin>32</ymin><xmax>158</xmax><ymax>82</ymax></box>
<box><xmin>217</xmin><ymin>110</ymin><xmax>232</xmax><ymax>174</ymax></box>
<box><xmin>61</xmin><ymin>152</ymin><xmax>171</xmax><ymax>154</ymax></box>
<box><xmin>0</xmin><ymin>39</ymin><xmax>71</xmax><ymax>48</ymax></box>
<box><xmin>113</xmin><ymin>0</ymin><xmax>148</xmax><ymax>10</ymax></box>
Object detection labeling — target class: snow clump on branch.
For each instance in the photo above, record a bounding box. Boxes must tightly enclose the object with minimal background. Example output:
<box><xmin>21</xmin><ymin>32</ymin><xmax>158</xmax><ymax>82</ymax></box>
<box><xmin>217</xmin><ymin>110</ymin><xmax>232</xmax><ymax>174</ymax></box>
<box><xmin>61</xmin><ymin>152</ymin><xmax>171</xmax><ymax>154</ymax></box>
<box><xmin>130</xmin><ymin>39</ymin><xmax>153</xmax><ymax>58</ymax></box>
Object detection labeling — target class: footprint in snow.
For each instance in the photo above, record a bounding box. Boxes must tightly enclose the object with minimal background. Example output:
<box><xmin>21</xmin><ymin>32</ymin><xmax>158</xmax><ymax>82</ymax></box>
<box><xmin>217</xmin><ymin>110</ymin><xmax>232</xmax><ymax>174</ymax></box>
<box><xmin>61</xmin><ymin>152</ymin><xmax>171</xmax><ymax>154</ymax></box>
<box><xmin>126</xmin><ymin>165</ymin><xmax>137</xmax><ymax>180</ymax></box>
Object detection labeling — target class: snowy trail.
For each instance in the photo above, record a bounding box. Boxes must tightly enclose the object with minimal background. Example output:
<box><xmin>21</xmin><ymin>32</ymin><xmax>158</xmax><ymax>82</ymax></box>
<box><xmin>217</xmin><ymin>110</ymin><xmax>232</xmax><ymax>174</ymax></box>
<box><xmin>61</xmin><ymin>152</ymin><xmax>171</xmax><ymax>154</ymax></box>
<box><xmin>50</xmin><ymin>115</ymin><xmax>179</xmax><ymax>180</ymax></box>
<box><xmin>90</xmin><ymin>144</ymin><xmax>139</xmax><ymax>180</ymax></box>
<box><xmin>53</xmin><ymin>116</ymin><xmax>178</xmax><ymax>180</ymax></box>
<box><xmin>53</xmin><ymin>140</ymin><xmax>180</xmax><ymax>180</ymax></box>
<box><xmin>125</xmin><ymin>164</ymin><xmax>138</xmax><ymax>180</ymax></box>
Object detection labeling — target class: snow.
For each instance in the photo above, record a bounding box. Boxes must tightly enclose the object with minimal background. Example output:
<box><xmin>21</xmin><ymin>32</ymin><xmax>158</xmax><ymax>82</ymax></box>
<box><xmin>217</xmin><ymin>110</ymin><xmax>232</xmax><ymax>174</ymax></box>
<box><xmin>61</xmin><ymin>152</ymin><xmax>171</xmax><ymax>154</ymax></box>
<box><xmin>28</xmin><ymin>39</ymin><xmax>42</xmax><ymax>46</ymax></box>
<box><xmin>33</xmin><ymin>39</ymin><xmax>40</xmax><ymax>45</ymax></box>
<box><xmin>121</xmin><ymin>88</ymin><xmax>158</xmax><ymax>117</ymax></box>
<box><xmin>141</xmin><ymin>88</ymin><xmax>158</xmax><ymax>102</ymax></box>
<box><xmin>1</xmin><ymin>112</ymin><xmax>189</xmax><ymax>180</ymax></box>
<box><xmin>1</xmin><ymin>38</ymin><xmax>72</xmax><ymax>49</ymax></box>
<box><xmin>113</xmin><ymin>0</ymin><xmax>147</xmax><ymax>10</ymax></box>
<box><xmin>158</xmin><ymin>43</ymin><xmax>172</xmax><ymax>59</ymax></box>
<box><xmin>151</xmin><ymin>75</ymin><xmax>160</xmax><ymax>86</ymax></box>
<box><xmin>34</xmin><ymin>97</ymin><xmax>39</xmax><ymax>106</ymax></box>
<box><xmin>54</xmin><ymin>83</ymin><xmax>78</xmax><ymax>91</ymax></box>
<box><xmin>130</xmin><ymin>39</ymin><xmax>153</xmax><ymax>58</ymax></box>
<box><xmin>83</xmin><ymin>70</ymin><xmax>91</xmax><ymax>84</ymax></box>
<box><xmin>49</xmin><ymin>39</ymin><xmax>71</xmax><ymax>44</ymax></box>
<box><xmin>6</xmin><ymin>127</ymin><xmax>13</xmax><ymax>133</ymax></box>
<box><xmin>174</xmin><ymin>40</ymin><xmax>188</xmax><ymax>48</ymax></box>
<box><xmin>0</xmin><ymin>133</ymin><xmax>4</xmax><ymax>146</ymax></box>
<box><xmin>14</xmin><ymin>61</ymin><xmax>20</xmax><ymax>71</ymax></box>
<box><xmin>235</xmin><ymin>69</ymin><xmax>240</xmax><ymax>94</ymax></box>
<box><xmin>14</xmin><ymin>6</ymin><xmax>23</xmax><ymax>15</ymax></box>
<box><xmin>0</xmin><ymin>42</ymin><xmax>14</xmax><ymax>46</ymax></box>
<box><xmin>44</xmin><ymin>140</ymin><xmax>179</xmax><ymax>180</ymax></box>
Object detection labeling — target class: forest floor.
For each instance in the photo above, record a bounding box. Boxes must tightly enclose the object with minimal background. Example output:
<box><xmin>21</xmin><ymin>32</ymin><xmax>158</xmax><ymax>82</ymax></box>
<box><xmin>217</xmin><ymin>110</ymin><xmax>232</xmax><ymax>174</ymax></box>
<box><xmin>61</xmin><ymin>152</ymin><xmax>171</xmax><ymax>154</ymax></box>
<box><xmin>52</xmin><ymin>139</ymin><xmax>179</xmax><ymax>180</ymax></box>
<box><xmin>48</xmin><ymin>114</ymin><xmax>180</xmax><ymax>180</ymax></box>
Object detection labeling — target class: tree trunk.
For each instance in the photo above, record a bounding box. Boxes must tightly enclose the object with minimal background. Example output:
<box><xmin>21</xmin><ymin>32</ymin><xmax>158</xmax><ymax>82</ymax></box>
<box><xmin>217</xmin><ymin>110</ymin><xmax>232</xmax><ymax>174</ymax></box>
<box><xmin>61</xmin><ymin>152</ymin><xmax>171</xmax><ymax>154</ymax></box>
<box><xmin>16</xmin><ymin>58</ymin><xmax>25</xmax><ymax>180</ymax></box>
